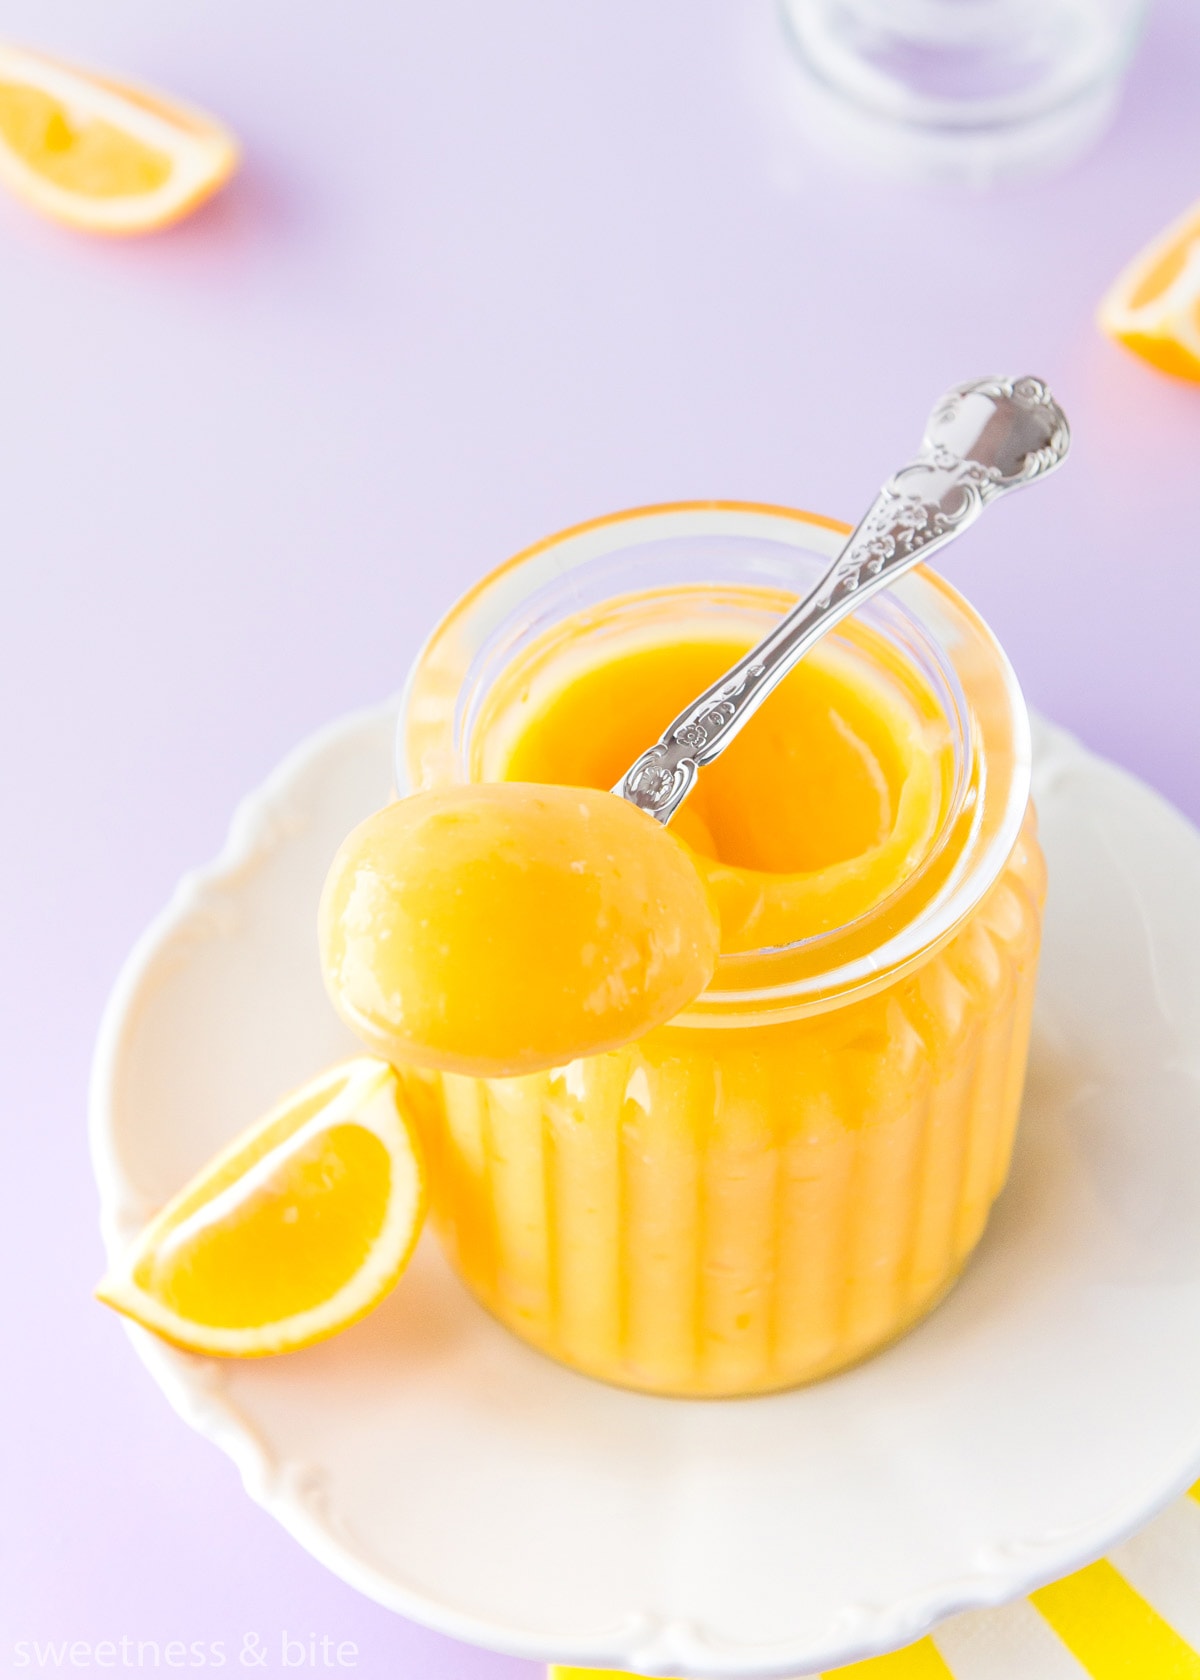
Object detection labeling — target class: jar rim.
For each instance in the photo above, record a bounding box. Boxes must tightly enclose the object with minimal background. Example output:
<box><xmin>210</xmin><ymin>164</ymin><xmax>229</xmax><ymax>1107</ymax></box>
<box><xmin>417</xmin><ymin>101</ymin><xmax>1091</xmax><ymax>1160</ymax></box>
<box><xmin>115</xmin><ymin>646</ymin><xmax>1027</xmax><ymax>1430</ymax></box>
<box><xmin>397</xmin><ymin>501</ymin><xmax>1031</xmax><ymax>1025</ymax></box>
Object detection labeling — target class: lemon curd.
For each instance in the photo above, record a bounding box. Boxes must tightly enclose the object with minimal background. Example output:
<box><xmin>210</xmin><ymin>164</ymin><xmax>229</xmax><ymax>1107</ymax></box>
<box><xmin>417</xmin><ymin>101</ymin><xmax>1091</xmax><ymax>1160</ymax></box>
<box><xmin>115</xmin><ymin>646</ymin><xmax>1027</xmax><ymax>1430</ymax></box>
<box><xmin>396</xmin><ymin>505</ymin><xmax>1045</xmax><ymax>1396</ymax></box>
<box><xmin>488</xmin><ymin>614</ymin><xmax>951</xmax><ymax>954</ymax></box>
<box><xmin>319</xmin><ymin>782</ymin><xmax>720</xmax><ymax>1078</ymax></box>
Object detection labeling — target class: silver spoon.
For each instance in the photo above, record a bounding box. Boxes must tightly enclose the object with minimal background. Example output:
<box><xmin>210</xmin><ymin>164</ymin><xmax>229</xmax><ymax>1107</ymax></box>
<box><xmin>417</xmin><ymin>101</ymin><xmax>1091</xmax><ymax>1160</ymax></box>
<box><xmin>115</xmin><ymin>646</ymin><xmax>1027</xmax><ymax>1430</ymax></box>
<box><xmin>614</xmin><ymin>374</ymin><xmax>1070</xmax><ymax>825</ymax></box>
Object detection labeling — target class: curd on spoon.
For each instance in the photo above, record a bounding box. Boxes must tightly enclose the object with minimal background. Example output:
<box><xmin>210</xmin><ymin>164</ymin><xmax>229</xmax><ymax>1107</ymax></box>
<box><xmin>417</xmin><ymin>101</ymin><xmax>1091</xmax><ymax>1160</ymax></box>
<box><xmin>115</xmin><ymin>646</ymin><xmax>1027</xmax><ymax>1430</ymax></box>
<box><xmin>319</xmin><ymin>781</ymin><xmax>720</xmax><ymax>1079</ymax></box>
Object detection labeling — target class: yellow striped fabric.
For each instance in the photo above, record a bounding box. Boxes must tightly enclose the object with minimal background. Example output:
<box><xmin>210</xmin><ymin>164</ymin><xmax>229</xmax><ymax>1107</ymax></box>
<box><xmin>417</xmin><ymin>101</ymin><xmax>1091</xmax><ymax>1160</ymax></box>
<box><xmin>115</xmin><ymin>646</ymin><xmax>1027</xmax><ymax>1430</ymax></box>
<box><xmin>822</xmin><ymin>1639</ymin><xmax>954</xmax><ymax>1678</ymax></box>
<box><xmin>547</xmin><ymin>1481</ymin><xmax>1200</xmax><ymax>1680</ymax></box>
<box><xmin>1031</xmin><ymin>1561</ymin><xmax>1200</xmax><ymax>1677</ymax></box>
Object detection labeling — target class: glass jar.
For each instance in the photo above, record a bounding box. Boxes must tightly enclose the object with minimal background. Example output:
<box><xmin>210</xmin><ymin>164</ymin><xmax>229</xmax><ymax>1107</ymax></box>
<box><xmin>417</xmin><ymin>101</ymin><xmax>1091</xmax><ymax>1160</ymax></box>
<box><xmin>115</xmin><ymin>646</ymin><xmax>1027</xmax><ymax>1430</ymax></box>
<box><xmin>779</xmin><ymin>0</ymin><xmax>1150</xmax><ymax>186</ymax></box>
<box><xmin>395</xmin><ymin>503</ymin><xmax>1044</xmax><ymax>1397</ymax></box>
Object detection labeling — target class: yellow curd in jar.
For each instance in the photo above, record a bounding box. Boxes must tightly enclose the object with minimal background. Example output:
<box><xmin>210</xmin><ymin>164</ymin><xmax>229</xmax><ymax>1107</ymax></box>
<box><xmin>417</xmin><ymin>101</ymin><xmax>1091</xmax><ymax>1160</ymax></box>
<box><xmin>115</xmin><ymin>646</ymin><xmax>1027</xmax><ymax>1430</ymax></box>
<box><xmin>397</xmin><ymin>564</ymin><xmax>1045</xmax><ymax>1397</ymax></box>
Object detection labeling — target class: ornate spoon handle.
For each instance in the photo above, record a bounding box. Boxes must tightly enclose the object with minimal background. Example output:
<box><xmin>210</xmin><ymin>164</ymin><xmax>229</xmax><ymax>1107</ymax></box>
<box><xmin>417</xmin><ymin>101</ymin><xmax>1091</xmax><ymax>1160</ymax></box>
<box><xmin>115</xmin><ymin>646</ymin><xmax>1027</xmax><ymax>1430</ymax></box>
<box><xmin>615</xmin><ymin>375</ymin><xmax>1069</xmax><ymax>824</ymax></box>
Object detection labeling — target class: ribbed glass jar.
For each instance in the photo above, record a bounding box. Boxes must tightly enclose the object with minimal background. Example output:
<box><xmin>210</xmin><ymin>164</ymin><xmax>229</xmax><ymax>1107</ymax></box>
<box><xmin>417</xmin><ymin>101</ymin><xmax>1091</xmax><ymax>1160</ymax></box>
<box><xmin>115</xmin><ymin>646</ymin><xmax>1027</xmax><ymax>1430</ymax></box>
<box><xmin>395</xmin><ymin>503</ymin><xmax>1044</xmax><ymax>1397</ymax></box>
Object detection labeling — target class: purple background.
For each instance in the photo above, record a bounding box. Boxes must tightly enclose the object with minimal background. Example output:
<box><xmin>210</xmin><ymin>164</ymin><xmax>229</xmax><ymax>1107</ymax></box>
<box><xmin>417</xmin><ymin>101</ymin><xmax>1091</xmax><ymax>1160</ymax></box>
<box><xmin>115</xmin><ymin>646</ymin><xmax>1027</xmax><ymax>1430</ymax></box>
<box><xmin>4</xmin><ymin>1</ymin><xmax>1200</xmax><ymax>1674</ymax></box>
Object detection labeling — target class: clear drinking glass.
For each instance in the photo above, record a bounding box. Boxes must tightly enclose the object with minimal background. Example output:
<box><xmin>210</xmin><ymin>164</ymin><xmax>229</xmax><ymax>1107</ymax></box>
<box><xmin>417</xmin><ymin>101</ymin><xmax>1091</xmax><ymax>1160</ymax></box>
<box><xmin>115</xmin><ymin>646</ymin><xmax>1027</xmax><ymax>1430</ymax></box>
<box><xmin>780</xmin><ymin>0</ymin><xmax>1151</xmax><ymax>184</ymax></box>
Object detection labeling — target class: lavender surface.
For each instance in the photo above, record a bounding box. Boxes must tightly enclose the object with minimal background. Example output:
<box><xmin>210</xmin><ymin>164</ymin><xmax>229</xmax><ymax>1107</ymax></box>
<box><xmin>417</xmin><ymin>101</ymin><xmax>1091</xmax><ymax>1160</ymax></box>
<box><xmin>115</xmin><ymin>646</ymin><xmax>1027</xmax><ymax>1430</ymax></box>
<box><xmin>4</xmin><ymin>2</ymin><xmax>1200</xmax><ymax>1673</ymax></box>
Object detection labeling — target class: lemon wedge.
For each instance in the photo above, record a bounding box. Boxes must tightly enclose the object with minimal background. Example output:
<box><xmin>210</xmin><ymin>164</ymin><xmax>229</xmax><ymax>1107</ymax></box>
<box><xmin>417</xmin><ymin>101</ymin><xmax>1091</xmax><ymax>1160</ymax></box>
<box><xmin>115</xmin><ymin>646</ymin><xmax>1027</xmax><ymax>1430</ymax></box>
<box><xmin>1098</xmin><ymin>199</ymin><xmax>1200</xmax><ymax>382</ymax></box>
<box><xmin>0</xmin><ymin>41</ymin><xmax>237</xmax><ymax>233</ymax></box>
<box><xmin>97</xmin><ymin>1059</ymin><xmax>426</xmax><ymax>1357</ymax></box>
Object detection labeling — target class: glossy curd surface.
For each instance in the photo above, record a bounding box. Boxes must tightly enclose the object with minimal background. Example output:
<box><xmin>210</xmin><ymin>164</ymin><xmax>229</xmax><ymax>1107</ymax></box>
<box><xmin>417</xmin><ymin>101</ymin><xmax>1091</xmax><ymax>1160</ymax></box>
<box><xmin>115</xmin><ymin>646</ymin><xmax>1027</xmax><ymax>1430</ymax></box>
<box><xmin>319</xmin><ymin>782</ymin><xmax>719</xmax><ymax>1077</ymax></box>
<box><xmin>399</xmin><ymin>584</ymin><xmax>1045</xmax><ymax>1396</ymax></box>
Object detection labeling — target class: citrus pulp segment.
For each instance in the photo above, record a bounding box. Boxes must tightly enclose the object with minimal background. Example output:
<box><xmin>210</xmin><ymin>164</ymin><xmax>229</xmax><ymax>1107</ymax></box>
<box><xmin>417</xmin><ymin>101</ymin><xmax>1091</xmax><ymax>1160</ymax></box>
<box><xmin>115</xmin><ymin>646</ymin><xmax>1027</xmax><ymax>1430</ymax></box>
<box><xmin>1098</xmin><ymin>199</ymin><xmax>1200</xmax><ymax>382</ymax></box>
<box><xmin>0</xmin><ymin>42</ymin><xmax>237</xmax><ymax>233</ymax></box>
<box><xmin>96</xmin><ymin>1058</ymin><xmax>426</xmax><ymax>1356</ymax></box>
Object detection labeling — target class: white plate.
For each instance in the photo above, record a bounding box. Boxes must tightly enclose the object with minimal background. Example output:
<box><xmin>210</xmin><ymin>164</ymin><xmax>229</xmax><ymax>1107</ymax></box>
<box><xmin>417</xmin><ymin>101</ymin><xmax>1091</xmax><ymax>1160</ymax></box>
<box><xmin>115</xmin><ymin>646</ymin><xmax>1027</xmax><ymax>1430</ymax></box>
<box><xmin>90</xmin><ymin>702</ymin><xmax>1200</xmax><ymax>1678</ymax></box>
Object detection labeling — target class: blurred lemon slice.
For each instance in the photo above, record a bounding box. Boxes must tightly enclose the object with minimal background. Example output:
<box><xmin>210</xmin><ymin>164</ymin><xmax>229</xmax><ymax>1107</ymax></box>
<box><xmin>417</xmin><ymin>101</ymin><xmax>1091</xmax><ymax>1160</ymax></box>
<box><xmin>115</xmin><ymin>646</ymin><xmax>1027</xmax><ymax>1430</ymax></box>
<box><xmin>0</xmin><ymin>41</ymin><xmax>237</xmax><ymax>233</ymax></box>
<box><xmin>1098</xmin><ymin>200</ymin><xmax>1200</xmax><ymax>382</ymax></box>
<box><xmin>97</xmin><ymin>1059</ymin><xmax>426</xmax><ymax>1357</ymax></box>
